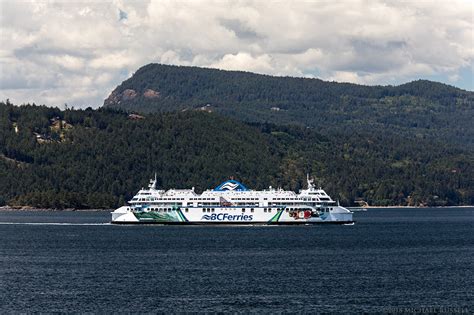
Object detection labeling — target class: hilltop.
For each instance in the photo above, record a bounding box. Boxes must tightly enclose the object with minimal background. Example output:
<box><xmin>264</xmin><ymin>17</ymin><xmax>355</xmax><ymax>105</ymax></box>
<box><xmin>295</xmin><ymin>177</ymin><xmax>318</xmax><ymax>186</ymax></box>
<box><xmin>104</xmin><ymin>64</ymin><xmax>474</xmax><ymax>149</ymax></box>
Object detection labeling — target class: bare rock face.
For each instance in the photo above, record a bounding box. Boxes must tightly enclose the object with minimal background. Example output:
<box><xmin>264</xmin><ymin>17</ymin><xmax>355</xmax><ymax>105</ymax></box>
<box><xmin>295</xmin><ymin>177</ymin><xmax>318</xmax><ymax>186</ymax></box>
<box><xmin>104</xmin><ymin>89</ymin><xmax>137</xmax><ymax>106</ymax></box>
<box><xmin>104</xmin><ymin>89</ymin><xmax>120</xmax><ymax>106</ymax></box>
<box><xmin>122</xmin><ymin>89</ymin><xmax>137</xmax><ymax>100</ymax></box>
<box><xmin>143</xmin><ymin>89</ymin><xmax>160</xmax><ymax>99</ymax></box>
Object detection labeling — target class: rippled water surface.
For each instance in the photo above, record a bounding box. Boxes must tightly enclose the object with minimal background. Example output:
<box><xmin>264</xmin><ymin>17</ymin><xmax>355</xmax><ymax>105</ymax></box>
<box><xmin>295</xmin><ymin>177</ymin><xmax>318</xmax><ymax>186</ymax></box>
<box><xmin>0</xmin><ymin>208</ymin><xmax>473</xmax><ymax>313</ymax></box>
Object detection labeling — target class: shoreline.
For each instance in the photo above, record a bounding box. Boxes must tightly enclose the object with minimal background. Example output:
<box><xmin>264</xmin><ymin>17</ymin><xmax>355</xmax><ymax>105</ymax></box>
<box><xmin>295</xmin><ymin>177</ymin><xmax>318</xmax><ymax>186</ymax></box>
<box><xmin>349</xmin><ymin>205</ymin><xmax>474</xmax><ymax>209</ymax></box>
<box><xmin>0</xmin><ymin>207</ymin><xmax>111</xmax><ymax>212</ymax></box>
<box><xmin>0</xmin><ymin>206</ymin><xmax>473</xmax><ymax>212</ymax></box>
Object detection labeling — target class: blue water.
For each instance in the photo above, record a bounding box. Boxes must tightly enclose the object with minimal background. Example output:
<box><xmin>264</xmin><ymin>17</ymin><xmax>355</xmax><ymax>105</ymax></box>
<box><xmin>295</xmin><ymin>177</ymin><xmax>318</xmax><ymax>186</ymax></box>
<box><xmin>0</xmin><ymin>208</ymin><xmax>472</xmax><ymax>313</ymax></box>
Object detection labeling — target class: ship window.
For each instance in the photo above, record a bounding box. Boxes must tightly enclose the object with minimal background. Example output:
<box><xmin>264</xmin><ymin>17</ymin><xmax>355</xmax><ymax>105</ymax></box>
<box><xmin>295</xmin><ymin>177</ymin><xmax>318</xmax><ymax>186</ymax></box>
<box><xmin>185</xmin><ymin>208</ymin><xmax>188</xmax><ymax>212</ymax></box>
<box><xmin>242</xmin><ymin>208</ymin><xmax>245</xmax><ymax>212</ymax></box>
<box><xmin>202</xmin><ymin>209</ymin><xmax>205</xmax><ymax>212</ymax></box>
<box><xmin>212</xmin><ymin>209</ymin><xmax>215</xmax><ymax>212</ymax></box>
<box><xmin>251</xmin><ymin>208</ymin><xmax>254</xmax><ymax>212</ymax></box>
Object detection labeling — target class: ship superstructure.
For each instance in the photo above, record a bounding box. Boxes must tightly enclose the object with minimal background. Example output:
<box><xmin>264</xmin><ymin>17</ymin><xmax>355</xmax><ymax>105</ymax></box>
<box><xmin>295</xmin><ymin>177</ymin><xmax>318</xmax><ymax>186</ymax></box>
<box><xmin>111</xmin><ymin>175</ymin><xmax>353</xmax><ymax>224</ymax></box>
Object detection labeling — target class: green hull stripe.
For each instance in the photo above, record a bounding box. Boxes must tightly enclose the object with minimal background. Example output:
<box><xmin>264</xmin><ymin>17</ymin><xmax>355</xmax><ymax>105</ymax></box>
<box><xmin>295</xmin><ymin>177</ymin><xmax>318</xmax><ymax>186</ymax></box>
<box><xmin>268</xmin><ymin>209</ymin><xmax>284</xmax><ymax>223</ymax></box>
<box><xmin>177</xmin><ymin>209</ymin><xmax>188</xmax><ymax>222</ymax></box>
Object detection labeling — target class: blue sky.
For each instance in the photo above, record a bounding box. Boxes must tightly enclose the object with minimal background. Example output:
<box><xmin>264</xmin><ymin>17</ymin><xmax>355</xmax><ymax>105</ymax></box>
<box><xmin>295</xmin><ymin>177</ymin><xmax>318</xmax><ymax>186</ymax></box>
<box><xmin>424</xmin><ymin>66</ymin><xmax>472</xmax><ymax>91</ymax></box>
<box><xmin>0</xmin><ymin>0</ymin><xmax>472</xmax><ymax>108</ymax></box>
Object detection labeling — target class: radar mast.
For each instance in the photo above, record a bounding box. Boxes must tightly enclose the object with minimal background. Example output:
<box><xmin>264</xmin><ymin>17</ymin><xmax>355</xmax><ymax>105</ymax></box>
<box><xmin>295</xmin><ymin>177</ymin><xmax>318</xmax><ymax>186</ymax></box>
<box><xmin>148</xmin><ymin>173</ymin><xmax>157</xmax><ymax>190</ymax></box>
<box><xmin>307</xmin><ymin>173</ymin><xmax>316</xmax><ymax>190</ymax></box>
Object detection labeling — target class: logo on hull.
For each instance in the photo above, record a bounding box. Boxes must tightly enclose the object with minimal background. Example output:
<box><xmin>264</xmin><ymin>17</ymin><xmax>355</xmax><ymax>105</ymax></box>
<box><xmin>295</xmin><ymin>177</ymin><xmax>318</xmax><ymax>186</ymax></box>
<box><xmin>201</xmin><ymin>213</ymin><xmax>253</xmax><ymax>221</ymax></box>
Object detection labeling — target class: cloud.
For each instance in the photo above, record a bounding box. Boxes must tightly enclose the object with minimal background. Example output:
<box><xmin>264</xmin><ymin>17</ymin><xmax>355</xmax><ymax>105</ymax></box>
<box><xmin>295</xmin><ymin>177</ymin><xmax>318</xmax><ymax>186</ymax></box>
<box><xmin>0</xmin><ymin>0</ymin><xmax>472</xmax><ymax>108</ymax></box>
<box><xmin>210</xmin><ymin>53</ymin><xmax>274</xmax><ymax>74</ymax></box>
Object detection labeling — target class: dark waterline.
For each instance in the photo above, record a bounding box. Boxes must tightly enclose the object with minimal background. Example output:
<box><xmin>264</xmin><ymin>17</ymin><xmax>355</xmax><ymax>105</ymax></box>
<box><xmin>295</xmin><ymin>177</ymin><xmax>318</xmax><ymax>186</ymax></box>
<box><xmin>0</xmin><ymin>208</ymin><xmax>472</xmax><ymax>312</ymax></box>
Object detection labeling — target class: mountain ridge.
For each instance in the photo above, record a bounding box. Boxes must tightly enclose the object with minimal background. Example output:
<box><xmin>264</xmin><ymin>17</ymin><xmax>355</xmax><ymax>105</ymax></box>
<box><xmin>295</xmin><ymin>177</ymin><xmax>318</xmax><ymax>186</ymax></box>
<box><xmin>103</xmin><ymin>63</ymin><xmax>473</xmax><ymax>149</ymax></box>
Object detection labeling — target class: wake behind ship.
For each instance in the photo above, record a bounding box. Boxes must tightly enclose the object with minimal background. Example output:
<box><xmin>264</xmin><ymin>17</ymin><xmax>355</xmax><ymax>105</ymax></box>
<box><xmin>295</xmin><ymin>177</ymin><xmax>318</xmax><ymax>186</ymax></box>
<box><xmin>111</xmin><ymin>175</ymin><xmax>353</xmax><ymax>224</ymax></box>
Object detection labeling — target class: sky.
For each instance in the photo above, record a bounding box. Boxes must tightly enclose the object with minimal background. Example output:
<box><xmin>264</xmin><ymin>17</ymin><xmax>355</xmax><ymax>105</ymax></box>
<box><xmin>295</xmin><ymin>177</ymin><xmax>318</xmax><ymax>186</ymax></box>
<box><xmin>0</xmin><ymin>0</ymin><xmax>472</xmax><ymax>108</ymax></box>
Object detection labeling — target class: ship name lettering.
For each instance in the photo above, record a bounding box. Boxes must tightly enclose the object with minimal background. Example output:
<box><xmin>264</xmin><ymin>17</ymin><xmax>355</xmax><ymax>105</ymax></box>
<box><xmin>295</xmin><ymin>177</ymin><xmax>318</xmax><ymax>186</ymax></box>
<box><xmin>204</xmin><ymin>213</ymin><xmax>253</xmax><ymax>221</ymax></box>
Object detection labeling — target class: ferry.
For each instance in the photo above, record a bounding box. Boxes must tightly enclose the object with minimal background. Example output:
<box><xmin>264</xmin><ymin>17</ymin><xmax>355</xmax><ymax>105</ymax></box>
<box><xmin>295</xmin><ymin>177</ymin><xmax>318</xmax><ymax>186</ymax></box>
<box><xmin>111</xmin><ymin>175</ymin><xmax>353</xmax><ymax>224</ymax></box>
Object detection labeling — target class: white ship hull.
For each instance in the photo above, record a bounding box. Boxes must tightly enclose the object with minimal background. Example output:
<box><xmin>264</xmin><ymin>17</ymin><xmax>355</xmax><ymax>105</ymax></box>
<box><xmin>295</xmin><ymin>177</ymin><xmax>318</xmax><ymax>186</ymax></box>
<box><xmin>111</xmin><ymin>205</ymin><xmax>353</xmax><ymax>225</ymax></box>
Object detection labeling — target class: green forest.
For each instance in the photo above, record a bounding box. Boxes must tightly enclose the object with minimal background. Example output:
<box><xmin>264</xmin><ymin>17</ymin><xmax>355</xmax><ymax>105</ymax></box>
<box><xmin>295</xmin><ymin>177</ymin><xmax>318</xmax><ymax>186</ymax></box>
<box><xmin>1</xmin><ymin>101</ymin><xmax>472</xmax><ymax>209</ymax></box>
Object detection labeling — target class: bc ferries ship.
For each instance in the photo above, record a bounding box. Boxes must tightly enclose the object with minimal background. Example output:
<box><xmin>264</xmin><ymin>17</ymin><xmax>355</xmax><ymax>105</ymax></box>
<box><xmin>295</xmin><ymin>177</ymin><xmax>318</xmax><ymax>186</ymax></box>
<box><xmin>111</xmin><ymin>175</ymin><xmax>353</xmax><ymax>224</ymax></box>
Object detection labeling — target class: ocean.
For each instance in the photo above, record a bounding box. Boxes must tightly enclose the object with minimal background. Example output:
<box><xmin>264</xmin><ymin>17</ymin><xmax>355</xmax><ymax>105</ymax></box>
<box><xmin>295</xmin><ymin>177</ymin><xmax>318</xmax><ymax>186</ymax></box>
<box><xmin>0</xmin><ymin>208</ymin><xmax>472</xmax><ymax>313</ymax></box>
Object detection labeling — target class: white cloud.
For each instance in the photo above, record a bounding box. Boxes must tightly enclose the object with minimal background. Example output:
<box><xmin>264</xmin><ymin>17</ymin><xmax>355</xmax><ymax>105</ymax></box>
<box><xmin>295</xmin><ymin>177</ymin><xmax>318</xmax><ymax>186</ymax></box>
<box><xmin>51</xmin><ymin>55</ymin><xmax>86</xmax><ymax>71</ymax></box>
<box><xmin>210</xmin><ymin>53</ymin><xmax>274</xmax><ymax>74</ymax></box>
<box><xmin>0</xmin><ymin>0</ymin><xmax>472</xmax><ymax>108</ymax></box>
<box><xmin>448</xmin><ymin>73</ymin><xmax>461</xmax><ymax>82</ymax></box>
<box><xmin>89</xmin><ymin>52</ymin><xmax>137</xmax><ymax>70</ymax></box>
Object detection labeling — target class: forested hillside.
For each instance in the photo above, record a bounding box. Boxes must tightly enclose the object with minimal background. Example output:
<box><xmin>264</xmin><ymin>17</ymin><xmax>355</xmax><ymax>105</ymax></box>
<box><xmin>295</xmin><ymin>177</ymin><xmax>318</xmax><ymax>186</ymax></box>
<box><xmin>1</xmin><ymin>101</ymin><xmax>472</xmax><ymax>208</ymax></box>
<box><xmin>104</xmin><ymin>64</ymin><xmax>474</xmax><ymax>149</ymax></box>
